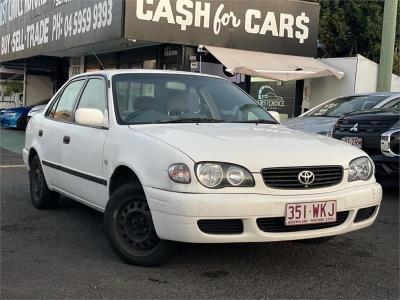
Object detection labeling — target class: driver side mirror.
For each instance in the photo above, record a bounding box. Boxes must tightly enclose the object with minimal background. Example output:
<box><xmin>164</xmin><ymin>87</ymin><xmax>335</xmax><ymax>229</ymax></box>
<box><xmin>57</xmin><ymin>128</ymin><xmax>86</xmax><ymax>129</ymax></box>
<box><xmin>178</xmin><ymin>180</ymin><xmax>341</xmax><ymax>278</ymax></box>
<box><xmin>75</xmin><ymin>108</ymin><xmax>105</xmax><ymax>127</ymax></box>
<box><xmin>268</xmin><ymin>111</ymin><xmax>280</xmax><ymax>123</ymax></box>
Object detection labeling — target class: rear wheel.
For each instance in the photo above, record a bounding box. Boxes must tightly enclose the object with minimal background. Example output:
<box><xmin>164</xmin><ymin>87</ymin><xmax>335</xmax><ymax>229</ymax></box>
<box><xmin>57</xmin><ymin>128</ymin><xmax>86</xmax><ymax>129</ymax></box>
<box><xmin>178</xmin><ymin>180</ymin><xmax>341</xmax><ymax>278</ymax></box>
<box><xmin>104</xmin><ymin>184</ymin><xmax>176</xmax><ymax>267</ymax></box>
<box><xmin>29</xmin><ymin>155</ymin><xmax>59</xmax><ymax>209</ymax></box>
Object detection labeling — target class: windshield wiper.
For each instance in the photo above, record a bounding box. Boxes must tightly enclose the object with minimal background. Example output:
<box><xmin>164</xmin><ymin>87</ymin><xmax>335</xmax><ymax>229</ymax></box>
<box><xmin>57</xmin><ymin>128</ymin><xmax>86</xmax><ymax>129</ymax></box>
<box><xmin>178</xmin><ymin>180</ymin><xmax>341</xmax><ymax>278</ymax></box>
<box><xmin>233</xmin><ymin>120</ymin><xmax>277</xmax><ymax>124</ymax></box>
<box><xmin>157</xmin><ymin>118</ymin><xmax>225</xmax><ymax>124</ymax></box>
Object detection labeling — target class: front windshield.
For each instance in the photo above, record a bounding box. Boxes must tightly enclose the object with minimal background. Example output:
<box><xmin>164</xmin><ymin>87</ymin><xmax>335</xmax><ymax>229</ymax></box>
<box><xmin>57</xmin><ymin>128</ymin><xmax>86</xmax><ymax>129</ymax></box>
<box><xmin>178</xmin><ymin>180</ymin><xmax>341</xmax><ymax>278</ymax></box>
<box><xmin>308</xmin><ymin>95</ymin><xmax>388</xmax><ymax>117</ymax></box>
<box><xmin>112</xmin><ymin>74</ymin><xmax>277</xmax><ymax>125</ymax></box>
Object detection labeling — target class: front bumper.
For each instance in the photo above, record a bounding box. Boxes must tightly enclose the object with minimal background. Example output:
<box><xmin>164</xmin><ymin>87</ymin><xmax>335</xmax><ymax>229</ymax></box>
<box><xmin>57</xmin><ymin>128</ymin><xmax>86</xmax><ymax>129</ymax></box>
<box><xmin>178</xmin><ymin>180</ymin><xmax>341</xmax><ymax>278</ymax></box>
<box><xmin>145</xmin><ymin>183</ymin><xmax>382</xmax><ymax>243</ymax></box>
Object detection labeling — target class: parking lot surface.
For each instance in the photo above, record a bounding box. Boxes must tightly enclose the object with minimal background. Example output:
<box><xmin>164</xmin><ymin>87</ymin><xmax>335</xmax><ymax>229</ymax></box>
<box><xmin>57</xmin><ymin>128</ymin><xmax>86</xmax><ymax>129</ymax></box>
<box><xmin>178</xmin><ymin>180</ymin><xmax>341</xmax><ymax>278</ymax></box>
<box><xmin>0</xmin><ymin>143</ymin><xmax>399</xmax><ymax>299</ymax></box>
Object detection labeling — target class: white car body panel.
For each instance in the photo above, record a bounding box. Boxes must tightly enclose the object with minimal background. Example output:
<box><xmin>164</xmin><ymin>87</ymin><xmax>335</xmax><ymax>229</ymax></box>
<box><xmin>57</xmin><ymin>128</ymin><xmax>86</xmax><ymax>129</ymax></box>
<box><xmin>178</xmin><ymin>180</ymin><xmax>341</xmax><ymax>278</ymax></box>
<box><xmin>23</xmin><ymin>70</ymin><xmax>383</xmax><ymax>243</ymax></box>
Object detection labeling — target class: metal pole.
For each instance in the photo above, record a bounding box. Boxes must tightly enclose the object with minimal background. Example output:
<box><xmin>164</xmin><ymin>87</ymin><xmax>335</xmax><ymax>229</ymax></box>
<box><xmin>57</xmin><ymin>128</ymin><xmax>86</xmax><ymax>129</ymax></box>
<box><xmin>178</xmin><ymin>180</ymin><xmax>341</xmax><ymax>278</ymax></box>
<box><xmin>377</xmin><ymin>0</ymin><xmax>398</xmax><ymax>92</ymax></box>
<box><xmin>23</xmin><ymin>62</ymin><xmax>26</xmax><ymax>107</ymax></box>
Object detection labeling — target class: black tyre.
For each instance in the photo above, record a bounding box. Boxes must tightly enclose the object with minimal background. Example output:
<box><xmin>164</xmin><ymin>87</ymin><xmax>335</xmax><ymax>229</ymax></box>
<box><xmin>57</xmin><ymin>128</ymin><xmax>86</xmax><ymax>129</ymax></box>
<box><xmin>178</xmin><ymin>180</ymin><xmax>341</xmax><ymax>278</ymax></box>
<box><xmin>297</xmin><ymin>236</ymin><xmax>335</xmax><ymax>244</ymax></box>
<box><xmin>104</xmin><ymin>184</ymin><xmax>176</xmax><ymax>267</ymax></box>
<box><xmin>29</xmin><ymin>155</ymin><xmax>59</xmax><ymax>209</ymax></box>
<box><xmin>17</xmin><ymin>116</ymin><xmax>28</xmax><ymax>130</ymax></box>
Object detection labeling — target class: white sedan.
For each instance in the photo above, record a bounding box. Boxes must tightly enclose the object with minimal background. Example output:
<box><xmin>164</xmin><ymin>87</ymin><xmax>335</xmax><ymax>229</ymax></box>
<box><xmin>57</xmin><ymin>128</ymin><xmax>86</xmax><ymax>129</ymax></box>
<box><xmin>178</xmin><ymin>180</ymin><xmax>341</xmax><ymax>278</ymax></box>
<box><xmin>23</xmin><ymin>70</ymin><xmax>382</xmax><ymax>266</ymax></box>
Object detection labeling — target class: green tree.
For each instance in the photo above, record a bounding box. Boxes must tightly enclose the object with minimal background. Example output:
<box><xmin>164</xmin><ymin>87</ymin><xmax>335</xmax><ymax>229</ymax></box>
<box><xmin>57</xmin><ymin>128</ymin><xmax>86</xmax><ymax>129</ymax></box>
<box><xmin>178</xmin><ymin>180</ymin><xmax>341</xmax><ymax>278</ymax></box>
<box><xmin>317</xmin><ymin>0</ymin><xmax>399</xmax><ymax>75</ymax></box>
<box><xmin>3</xmin><ymin>82</ymin><xmax>23</xmax><ymax>96</ymax></box>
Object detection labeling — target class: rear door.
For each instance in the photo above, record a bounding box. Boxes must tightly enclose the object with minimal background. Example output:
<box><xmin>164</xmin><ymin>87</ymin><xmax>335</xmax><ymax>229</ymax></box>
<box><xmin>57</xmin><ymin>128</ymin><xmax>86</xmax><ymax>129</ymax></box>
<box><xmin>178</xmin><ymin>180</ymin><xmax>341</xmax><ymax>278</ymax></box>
<box><xmin>40</xmin><ymin>79</ymin><xmax>85</xmax><ymax>189</ymax></box>
<box><xmin>58</xmin><ymin>76</ymin><xmax>109</xmax><ymax>209</ymax></box>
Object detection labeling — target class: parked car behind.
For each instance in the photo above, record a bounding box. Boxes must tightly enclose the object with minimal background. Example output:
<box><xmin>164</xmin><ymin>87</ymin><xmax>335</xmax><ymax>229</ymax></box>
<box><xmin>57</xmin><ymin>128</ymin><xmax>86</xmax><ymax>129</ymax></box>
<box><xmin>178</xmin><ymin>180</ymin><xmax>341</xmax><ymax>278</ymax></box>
<box><xmin>27</xmin><ymin>99</ymin><xmax>50</xmax><ymax>120</ymax></box>
<box><xmin>24</xmin><ymin>70</ymin><xmax>382</xmax><ymax>266</ymax></box>
<box><xmin>0</xmin><ymin>106</ymin><xmax>31</xmax><ymax>130</ymax></box>
<box><xmin>333</xmin><ymin>107</ymin><xmax>399</xmax><ymax>184</ymax></box>
<box><xmin>284</xmin><ymin>92</ymin><xmax>400</xmax><ymax>135</ymax></box>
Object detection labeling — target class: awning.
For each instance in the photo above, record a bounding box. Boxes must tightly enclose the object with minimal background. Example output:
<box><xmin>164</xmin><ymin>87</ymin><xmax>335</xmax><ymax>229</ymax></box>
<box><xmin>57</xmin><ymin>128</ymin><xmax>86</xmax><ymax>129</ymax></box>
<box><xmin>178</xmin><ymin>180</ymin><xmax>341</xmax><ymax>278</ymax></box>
<box><xmin>205</xmin><ymin>46</ymin><xmax>344</xmax><ymax>81</ymax></box>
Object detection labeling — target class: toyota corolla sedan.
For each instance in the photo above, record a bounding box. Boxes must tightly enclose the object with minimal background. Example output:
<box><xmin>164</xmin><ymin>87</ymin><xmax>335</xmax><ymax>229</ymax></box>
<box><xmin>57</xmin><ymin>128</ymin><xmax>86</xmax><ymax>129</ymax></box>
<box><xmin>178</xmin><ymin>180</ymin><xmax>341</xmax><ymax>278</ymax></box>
<box><xmin>23</xmin><ymin>70</ymin><xmax>382</xmax><ymax>266</ymax></box>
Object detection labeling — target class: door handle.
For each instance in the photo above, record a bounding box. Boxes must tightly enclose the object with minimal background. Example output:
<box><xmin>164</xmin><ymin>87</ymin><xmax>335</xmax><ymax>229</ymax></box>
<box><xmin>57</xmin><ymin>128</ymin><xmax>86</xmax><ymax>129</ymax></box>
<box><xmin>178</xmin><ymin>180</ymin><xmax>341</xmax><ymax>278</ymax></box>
<box><xmin>63</xmin><ymin>136</ymin><xmax>70</xmax><ymax>144</ymax></box>
<box><xmin>38</xmin><ymin>130</ymin><xmax>43</xmax><ymax>137</ymax></box>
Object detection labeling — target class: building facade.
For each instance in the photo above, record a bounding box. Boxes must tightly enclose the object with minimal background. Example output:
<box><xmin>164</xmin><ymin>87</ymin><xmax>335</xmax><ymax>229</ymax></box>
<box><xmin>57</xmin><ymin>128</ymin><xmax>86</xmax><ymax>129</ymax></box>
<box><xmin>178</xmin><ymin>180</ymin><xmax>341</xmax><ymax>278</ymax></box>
<box><xmin>0</xmin><ymin>0</ymin><xmax>322</xmax><ymax>119</ymax></box>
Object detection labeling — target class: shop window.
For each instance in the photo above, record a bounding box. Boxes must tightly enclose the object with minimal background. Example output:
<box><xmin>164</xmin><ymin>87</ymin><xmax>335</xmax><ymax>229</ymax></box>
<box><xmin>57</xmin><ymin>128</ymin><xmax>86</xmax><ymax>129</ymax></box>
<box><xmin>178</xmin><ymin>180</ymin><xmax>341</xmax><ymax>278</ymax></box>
<box><xmin>250</xmin><ymin>78</ymin><xmax>296</xmax><ymax>121</ymax></box>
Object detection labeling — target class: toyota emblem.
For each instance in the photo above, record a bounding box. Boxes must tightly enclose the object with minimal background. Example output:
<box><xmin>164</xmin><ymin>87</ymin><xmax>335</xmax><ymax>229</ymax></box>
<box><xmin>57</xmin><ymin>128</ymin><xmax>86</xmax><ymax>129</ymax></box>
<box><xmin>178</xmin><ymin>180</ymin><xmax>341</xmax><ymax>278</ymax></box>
<box><xmin>298</xmin><ymin>171</ymin><xmax>315</xmax><ymax>186</ymax></box>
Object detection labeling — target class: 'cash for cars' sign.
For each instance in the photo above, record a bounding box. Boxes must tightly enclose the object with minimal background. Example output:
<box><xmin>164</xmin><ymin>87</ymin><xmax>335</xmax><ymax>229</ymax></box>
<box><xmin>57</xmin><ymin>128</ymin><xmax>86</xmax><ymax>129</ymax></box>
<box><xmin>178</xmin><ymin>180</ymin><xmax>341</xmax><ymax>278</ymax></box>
<box><xmin>125</xmin><ymin>0</ymin><xmax>320</xmax><ymax>57</ymax></box>
<box><xmin>0</xmin><ymin>0</ymin><xmax>123</xmax><ymax>62</ymax></box>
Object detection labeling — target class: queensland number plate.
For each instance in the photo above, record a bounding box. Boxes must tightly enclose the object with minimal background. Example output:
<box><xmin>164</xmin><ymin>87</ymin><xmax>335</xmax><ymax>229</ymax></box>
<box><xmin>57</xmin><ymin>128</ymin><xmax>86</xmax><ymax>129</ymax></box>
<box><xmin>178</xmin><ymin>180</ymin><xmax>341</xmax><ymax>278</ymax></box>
<box><xmin>285</xmin><ymin>200</ymin><xmax>337</xmax><ymax>226</ymax></box>
<box><xmin>341</xmin><ymin>137</ymin><xmax>363</xmax><ymax>149</ymax></box>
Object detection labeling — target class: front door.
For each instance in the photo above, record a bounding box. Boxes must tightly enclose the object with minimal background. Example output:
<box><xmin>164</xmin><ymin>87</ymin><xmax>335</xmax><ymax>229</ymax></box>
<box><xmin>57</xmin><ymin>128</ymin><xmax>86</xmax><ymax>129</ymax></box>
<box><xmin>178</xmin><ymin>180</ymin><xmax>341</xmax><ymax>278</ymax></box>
<box><xmin>39</xmin><ymin>79</ymin><xmax>86</xmax><ymax>189</ymax></box>
<box><xmin>58</xmin><ymin>77</ymin><xmax>109</xmax><ymax>209</ymax></box>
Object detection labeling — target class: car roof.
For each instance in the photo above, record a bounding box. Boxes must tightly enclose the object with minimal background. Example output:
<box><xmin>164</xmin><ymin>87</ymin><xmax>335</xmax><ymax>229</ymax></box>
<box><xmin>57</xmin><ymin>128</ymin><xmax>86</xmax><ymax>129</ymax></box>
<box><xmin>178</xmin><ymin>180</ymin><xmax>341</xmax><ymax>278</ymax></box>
<box><xmin>339</xmin><ymin>92</ymin><xmax>400</xmax><ymax>98</ymax></box>
<box><xmin>70</xmin><ymin>69</ymin><xmax>224</xmax><ymax>81</ymax></box>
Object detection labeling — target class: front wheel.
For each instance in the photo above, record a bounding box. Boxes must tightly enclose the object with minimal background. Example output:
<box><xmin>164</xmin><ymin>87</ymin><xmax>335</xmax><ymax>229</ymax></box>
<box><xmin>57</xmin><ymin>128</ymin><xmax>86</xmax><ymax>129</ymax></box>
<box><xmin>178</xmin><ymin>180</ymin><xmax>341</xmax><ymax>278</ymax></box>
<box><xmin>104</xmin><ymin>184</ymin><xmax>176</xmax><ymax>267</ymax></box>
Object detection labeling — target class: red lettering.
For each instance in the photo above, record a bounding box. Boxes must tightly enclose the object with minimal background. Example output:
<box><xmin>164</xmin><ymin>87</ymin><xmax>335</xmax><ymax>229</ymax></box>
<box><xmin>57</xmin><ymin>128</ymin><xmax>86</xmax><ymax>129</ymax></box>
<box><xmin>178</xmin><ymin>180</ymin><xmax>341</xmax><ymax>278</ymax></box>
<box><xmin>328</xmin><ymin>202</ymin><xmax>335</xmax><ymax>216</ymax></box>
<box><xmin>320</xmin><ymin>203</ymin><xmax>326</xmax><ymax>217</ymax></box>
<box><xmin>287</xmin><ymin>206</ymin><xmax>294</xmax><ymax>220</ymax></box>
<box><xmin>295</xmin><ymin>204</ymin><xmax>301</xmax><ymax>219</ymax></box>
<box><xmin>313</xmin><ymin>204</ymin><xmax>319</xmax><ymax>218</ymax></box>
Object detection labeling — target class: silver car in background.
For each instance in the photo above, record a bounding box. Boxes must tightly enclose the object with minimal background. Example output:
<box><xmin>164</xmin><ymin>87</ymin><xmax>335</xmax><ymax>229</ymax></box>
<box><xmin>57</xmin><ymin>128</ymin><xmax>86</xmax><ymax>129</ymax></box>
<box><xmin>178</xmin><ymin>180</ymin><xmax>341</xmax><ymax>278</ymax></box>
<box><xmin>284</xmin><ymin>92</ymin><xmax>400</xmax><ymax>135</ymax></box>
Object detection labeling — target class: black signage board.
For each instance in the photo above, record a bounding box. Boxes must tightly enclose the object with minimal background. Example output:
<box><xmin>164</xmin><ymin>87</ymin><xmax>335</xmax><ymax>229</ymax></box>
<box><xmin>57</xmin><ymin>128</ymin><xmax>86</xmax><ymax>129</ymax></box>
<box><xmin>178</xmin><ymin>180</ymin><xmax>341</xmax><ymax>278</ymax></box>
<box><xmin>0</xmin><ymin>0</ymin><xmax>123</xmax><ymax>62</ymax></box>
<box><xmin>250</xmin><ymin>80</ymin><xmax>296</xmax><ymax>119</ymax></box>
<box><xmin>125</xmin><ymin>0</ymin><xmax>320</xmax><ymax>57</ymax></box>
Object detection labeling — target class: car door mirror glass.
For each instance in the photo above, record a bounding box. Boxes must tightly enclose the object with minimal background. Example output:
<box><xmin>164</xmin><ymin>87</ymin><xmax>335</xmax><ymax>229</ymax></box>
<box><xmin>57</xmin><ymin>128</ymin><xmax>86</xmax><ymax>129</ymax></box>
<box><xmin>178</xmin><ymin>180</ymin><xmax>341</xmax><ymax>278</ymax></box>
<box><xmin>75</xmin><ymin>108</ymin><xmax>105</xmax><ymax>127</ymax></box>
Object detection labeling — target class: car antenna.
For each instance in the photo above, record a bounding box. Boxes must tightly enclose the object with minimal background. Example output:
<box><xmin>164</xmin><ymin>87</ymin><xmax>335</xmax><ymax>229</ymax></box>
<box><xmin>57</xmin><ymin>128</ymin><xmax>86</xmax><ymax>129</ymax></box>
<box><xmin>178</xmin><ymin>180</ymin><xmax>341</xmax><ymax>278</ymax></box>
<box><xmin>92</xmin><ymin>51</ymin><xmax>105</xmax><ymax>70</ymax></box>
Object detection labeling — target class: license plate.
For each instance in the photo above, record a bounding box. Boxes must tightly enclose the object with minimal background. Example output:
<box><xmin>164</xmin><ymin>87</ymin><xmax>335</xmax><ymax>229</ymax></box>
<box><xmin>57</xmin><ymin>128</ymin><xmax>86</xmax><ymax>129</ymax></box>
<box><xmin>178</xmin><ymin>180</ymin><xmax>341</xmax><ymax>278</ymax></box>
<box><xmin>285</xmin><ymin>200</ymin><xmax>337</xmax><ymax>226</ymax></box>
<box><xmin>341</xmin><ymin>137</ymin><xmax>363</xmax><ymax>149</ymax></box>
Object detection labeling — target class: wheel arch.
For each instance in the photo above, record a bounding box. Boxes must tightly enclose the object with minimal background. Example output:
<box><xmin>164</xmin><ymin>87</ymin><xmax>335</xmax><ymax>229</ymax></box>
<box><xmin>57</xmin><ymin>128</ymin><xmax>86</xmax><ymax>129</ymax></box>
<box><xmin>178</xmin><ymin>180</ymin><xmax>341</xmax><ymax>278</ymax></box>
<box><xmin>28</xmin><ymin>147</ymin><xmax>39</xmax><ymax>165</ymax></box>
<box><xmin>109</xmin><ymin>165</ymin><xmax>144</xmax><ymax>196</ymax></box>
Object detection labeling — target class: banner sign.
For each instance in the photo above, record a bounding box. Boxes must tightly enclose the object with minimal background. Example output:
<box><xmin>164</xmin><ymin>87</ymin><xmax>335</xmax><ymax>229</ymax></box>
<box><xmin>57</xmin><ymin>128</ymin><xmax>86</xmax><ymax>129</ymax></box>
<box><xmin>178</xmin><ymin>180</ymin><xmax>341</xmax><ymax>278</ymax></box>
<box><xmin>0</xmin><ymin>0</ymin><xmax>123</xmax><ymax>62</ymax></box>
<box><xmin>125</xmin><ymin>0</ymin><xmax>320</xmax><ymax>57</ymax></box>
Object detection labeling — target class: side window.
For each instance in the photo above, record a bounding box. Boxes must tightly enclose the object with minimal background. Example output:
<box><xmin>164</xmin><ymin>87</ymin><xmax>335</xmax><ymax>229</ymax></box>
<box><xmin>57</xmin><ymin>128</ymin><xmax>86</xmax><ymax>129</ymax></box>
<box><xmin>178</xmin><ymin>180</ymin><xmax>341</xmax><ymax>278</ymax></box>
<box><xmin>76</xmin><ymin>78</ymin><xmax>107</xmax><ymax>113</ymax></box>
<box><xmin>53</xmin><ymin>80</ymin><xmax>85</xmax><ymax>122</ymax></box>
<box><xmin>46</xmin><ymin>97</ymin><xmax>60</xmax><ymax>118</ymax></box>
<box><xmin>383</xmin><ymin>98</ymin><xmax>400</xmax><ymax>109</ymax></box>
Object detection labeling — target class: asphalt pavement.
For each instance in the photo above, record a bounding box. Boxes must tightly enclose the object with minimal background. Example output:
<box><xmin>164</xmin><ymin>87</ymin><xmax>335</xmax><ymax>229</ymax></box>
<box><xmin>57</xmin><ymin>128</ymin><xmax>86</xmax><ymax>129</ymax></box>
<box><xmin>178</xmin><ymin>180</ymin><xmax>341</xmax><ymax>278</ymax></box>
<box><xmin>0</xmin><ymin>146</ymin><xmax>399</xmax><ymax>299</ymax></box>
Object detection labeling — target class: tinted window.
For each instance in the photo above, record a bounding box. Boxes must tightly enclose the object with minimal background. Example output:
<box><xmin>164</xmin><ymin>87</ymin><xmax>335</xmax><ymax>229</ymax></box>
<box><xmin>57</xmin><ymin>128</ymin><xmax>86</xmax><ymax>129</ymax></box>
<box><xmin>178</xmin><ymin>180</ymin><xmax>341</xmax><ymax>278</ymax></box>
<box><xmin>383</xmin><ymin>98</ymin><xmax>400</xmax><ymax>109</ymax></box>
<box><xmin>77</xmin><ymin>78</ymin><xmax>107</xmax><ymax>112</ymax></box>
<box><xmin>113</xmin><ymin>74</ymin><xmax>276</xmax><ymax>125</ymax></box>
<box><xmin>53</xmin><ymin>80</ymin><xmax>85</xmax><ymax>122</ymax></box>
<box><xmin>309</xmin><ymin>95</ymin><xmax>388</xmax><ymax>117</ymax></box>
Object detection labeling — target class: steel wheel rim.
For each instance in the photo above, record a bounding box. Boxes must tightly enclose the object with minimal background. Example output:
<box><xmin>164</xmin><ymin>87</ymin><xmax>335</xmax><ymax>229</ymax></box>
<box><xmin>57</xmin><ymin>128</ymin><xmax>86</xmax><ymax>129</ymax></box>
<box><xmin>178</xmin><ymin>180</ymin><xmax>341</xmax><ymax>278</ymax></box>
<box><xmin>114</xmin><ymin>199</ymin><xmax>161</xmax><ymax>256</ymax></box>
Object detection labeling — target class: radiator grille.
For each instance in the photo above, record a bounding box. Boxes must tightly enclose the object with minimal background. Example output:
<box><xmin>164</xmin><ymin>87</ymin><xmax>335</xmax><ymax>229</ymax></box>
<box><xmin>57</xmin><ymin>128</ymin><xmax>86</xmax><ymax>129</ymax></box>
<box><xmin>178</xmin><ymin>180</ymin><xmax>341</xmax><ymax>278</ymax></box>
<box><xmin>261</xmin><ymin>166</ymin><xmax>343</xmax><ymax>189</ymax></box>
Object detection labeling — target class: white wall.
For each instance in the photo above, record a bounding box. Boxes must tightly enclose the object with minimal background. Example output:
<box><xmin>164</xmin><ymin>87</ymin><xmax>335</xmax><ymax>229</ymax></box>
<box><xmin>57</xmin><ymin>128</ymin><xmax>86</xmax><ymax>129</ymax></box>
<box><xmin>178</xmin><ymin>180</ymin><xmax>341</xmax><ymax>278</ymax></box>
<box><xmin>25</xmin><ymin>75</ymin><xmax>54</xmax><ymax>106</ymax></box>
<box><xmin>308</xmin><ymin>57</ymin><xmax>357</xmax><ymax>108</ymax></box>
<box><xmin>306</xmin><ymin>55</ymin><xmax>400</xmax><ymax>111</ymax></box>
<box><xmin>354</xmin><ymin>55</ymin><xmax>378</xmax><ymax>92</ymax></box>
<box><xmin>390</xmin><ymin>73</ymin><xmax>400</xmax><ymax>92</ymax></box>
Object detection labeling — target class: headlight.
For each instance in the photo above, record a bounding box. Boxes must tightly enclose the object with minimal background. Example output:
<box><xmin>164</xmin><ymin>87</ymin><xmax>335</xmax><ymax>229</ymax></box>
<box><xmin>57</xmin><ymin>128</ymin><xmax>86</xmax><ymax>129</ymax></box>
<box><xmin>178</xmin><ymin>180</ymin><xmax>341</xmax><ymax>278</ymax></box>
<box><xmin>195</xmin><ymin>162</ymin><xmax>254</xmax><ymax>188</ymax></box>
<box><xmin>348</xmin><ymin>156</ymin><xmax>373</xmax><ymax>182</ymax></box>
<box><xmin>168</xmin><ymin>163</ymin><xmax>191</xmax><ymax>184</ymax></box>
